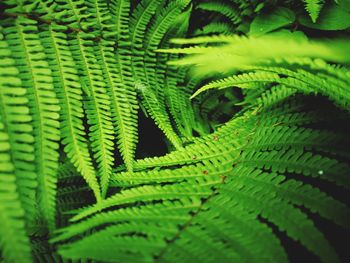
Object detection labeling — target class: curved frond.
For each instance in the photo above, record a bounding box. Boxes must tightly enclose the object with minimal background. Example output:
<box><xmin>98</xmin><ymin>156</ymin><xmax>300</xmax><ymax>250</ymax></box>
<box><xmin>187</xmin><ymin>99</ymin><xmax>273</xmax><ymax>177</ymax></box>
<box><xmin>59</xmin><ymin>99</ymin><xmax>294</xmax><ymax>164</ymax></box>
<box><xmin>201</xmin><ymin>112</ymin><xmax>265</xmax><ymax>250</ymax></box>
<box><xmin>196</xmin><ymin>1</ymin><xmax>241</xmax><ymax>24</ymax></box>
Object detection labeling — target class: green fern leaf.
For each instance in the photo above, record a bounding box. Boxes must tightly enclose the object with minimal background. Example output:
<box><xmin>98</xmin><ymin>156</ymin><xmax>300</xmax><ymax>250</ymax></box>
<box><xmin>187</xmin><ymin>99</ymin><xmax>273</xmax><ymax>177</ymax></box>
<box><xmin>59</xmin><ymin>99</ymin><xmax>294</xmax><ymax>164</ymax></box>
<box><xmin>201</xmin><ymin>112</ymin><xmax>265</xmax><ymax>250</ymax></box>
<box><xmin>2</xmin><ymin>17</ymin><xmax>62</xmax><ymax>231</ymax></box>
<box><xmin>72</xmin><ymin>32</ymin><xmax>115</xmax><ymax>199</ymax></box>
<box><xmin>3</xmin><ymin>17</ymin><xmax>47</xmax><ymax>228</ymax></box>
<box><xmin>38</xmin><ymin>23</ymin><xmax>101</xmax><ymax>202</ymax></box>
<box><xmin>303</xmin><ymin>0</ymin><xmax>325</xmax><ymax>22</ymax></box>
<box><xmin>0</xmin><ymin>35</ymin><xmax>33</xmax><ymax>263</ymax></box>
<box><xmin>197</xmin><ymin>1</ymin><xmax>241</xmax><ymax>24</ymax></box>
<box><xmin>109</xmin><ymin>0</ymin><xmax>139</xmax><ymax>172</ymax></box>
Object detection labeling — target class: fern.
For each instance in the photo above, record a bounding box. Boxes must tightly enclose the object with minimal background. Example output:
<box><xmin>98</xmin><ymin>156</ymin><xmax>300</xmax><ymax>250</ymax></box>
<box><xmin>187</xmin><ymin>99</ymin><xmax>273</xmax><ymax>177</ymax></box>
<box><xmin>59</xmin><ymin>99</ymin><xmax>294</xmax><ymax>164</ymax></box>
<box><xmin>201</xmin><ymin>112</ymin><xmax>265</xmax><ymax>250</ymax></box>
<box><xmin>0</xmin><ymin>34</ymin><xmax>32</xmax><ymax>263</ymax></box>
<box><xmin>162</xmin><ymin>35</ymin><xmax>350</xmax><ymax>111</ymax></box>
<box><xmin>53</xmin><ymin>103</ymin><xmax>350</xmax><ymax>262</ymax></box>
<box><xmin>0</xmin><ymin>0</ymin><xmax>350</xmax><ymax>262</ymax></box>
<box><xmin>196</xmin><ymin>1</ymin><xmax>241</xmax><ymax>25</ymax></box>
<box><xmin>303</xmin><ymin>0</ymin><xmax>324</xmax><ymax>22</ymax></box>
<box><xmin>0</xmin><ymin>21</ymin><xmax>39</xmax><ymax>228</ymax></box>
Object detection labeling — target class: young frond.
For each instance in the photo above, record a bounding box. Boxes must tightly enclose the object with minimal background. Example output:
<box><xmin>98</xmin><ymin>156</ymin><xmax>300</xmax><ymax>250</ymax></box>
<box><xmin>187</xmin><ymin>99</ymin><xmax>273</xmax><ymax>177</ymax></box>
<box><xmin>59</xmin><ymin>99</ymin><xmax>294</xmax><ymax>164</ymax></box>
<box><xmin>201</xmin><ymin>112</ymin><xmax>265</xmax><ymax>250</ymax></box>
<box><xmin>303</xmin><ymin>0</ymin><xmax>324</xmax><ymax>22</ymax></box>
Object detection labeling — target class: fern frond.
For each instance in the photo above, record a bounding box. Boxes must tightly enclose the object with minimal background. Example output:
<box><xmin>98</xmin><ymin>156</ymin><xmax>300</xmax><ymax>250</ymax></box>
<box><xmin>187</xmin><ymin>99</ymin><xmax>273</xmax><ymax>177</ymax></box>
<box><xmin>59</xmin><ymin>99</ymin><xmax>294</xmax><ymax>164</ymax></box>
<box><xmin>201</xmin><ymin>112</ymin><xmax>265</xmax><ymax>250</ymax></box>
<box><xmin>138</xmin><ymin>85</ymin><xmax>183</xmax><ymax>148</ymax></box>
<box><xmin>38</xmin><ymin>23</ymin><xmax>101</xmax><ymax>202</ymax></box>
<box><xmin>129</xmin><ymin>0</ymin><xmax>186</xmax><ymax>148</ymax></box>
<box><xmin>155</xmin><ymin>10</ymin><xmax>208</xmax><ymax>138</ymax></box>
<box><xmin>87</xmin><ymin>43</ymin><xmax>120</xmax><ymax>197</ymax></box>
<box><xmin>191</xmin><ymin>71</ymin><xmax>284</xmax><ymax>98</ymax></box>
<box><xmin>129</xmin><ymin>0</ymin><xmax>162</xmax><ymax>93</ymax></box>
<box><xmin>57</xmin><ymin>160</ymin><xmax>80</xmax><ymax>182</ymax></box>
<box><xmin>72</xmin><ymin>32</ymin><xmax>115</xmax><ymax>199</ymax></box>
<box><xmin>0</xmin><ymin>36</ymin><xmax>32</xmax><ymax>263</ymax></box>
<box><xmin>129</xmin><ymin>0</ymin><xmax>163</xmax><ymax>51</ymax></box>
<box><xmin>1</xmin><ymin>17</ymin><xmax>48</xmax><ymax>226</ymax></box>
<box><xmin>143</xmin><ymin>0</ymin><xmax>189</xmax><ymax>84</ymax></box>
<box><xmin>246</xmin><ymin>125</ymin><xmax>349</xmax><ymax>155</ymax></box>
<box><xmin>109</xmin><ymin>0</ymin><xmax>131</xmax><ymax>43</ymax></box>
<box><xmin>156</xmin><ymin>6</ymin><xmax>196</xmax><ymax>140</ymax></box>
<box><xmin>109</xmin><ymin>163</ymin><xmax>231</xmax><ymax>188</ymax></box>
<box><xmin>53</xmin><ymin>201</ymin><xmax>198</xmax><ymax>242</ymax></box>
<box><xmin>55</xmin><ymin>202</ymin><xmax>195</xmax><ymax>261</ymax></box>
<box><xmin>52</xmin><ymin>0</ymin><xmax>89</xmax><ymax>30</ymax></box>
<box><xmin>255</xmin><ymin>85</ymin><xmax>297</xmax><ymax>108</ymax></box>
<box><xmin>159</xmin><ymin>206</ymin><xmax>287</xmax><ymax>262</ymax></box>
<box><xmin>196</xmin><ymin>1</ymin><xmax>241</xmax><ymax>24</ymax></box>
<box><xmin>108</xmin><ymin>0</ymin><xmax>139</xmax><ymax>172</ymax></box>
<box><xmin>85</xmin><ymin>0</ymin><xmax>115</xmax><ymax>38</ymax></box>
<box><xmin>220</xmin><ymin>174</ymin><xmax>340</xmax><ymax>263</ymax></box>
<box><xmin>168</xmin><ymin>34</ymin><xmax>240</xmax><ymax>45</ymax></box>
<box><xmin>140</xmin><ymin>0</ymin><xmax>191</xmax><ymax>143</ymax></box>
<box><xmin>70</xmin><ymin>170</ymin><xmax>226</xmax><ymax>222</ymax></box>
<box><xmin>240</xmin><ymin>148</ymin><xmax>350</xmax><ymax>187</ymax></box>
<box><xmin>59</xmin><ymin>235</ymin><xmax>165</xmax><ymax>262</ymax></box>
<box><xmin>232</xmin><ymin>166</ymin><xmax>349</xmax><ymax>227</ymax></box>
<box><xmin>3</xmin><ymin>17</ymin><xmax>62</xmax><ymax>231</ymax></box>
<box><xmin>188</xmin><ymin>62</ymin><xmax>350</xmax><ymax>112</ymax></box>
<box><xmin>145</xmin><ymin>0</ymin><xmax>191</xmax><ymax>54</ymax></box>
<box><xmin>250</xmin><ymin>66</ymin><xmax>350</xmax><ymax>110</ymax></box>
<box><xmin>163</xmin><ymin>35</ymin><xmax>350</xmax><ymax>73</ymax></box>
<box><xmin>53</xmin><ymin>98</ymin><xmax>350</xmax><ymax>261</ymax></box>
<box><xmin>133</xmin><ymin>114</ymin><xmax>250</xmax><ymax>169</ymax></box>
<box><xmin>303</xmin><ymin>0</ymin><xmax>324</xmax><ymax>22</ymax></box>
<box><xmin>168</xmin><ymin>80</ymin><xmax>198</xmax><ymax>139</ymax></box>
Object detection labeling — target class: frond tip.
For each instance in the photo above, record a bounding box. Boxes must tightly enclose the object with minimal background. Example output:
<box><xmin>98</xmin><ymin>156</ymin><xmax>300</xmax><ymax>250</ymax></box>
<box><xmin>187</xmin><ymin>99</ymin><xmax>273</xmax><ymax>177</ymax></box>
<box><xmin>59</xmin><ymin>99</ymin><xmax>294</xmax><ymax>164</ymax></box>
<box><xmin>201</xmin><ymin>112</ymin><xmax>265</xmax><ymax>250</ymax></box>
<box><xmin>303</xmin><ymin>0</ymin><xmax>324</xmax><ymax>22</ymax></box>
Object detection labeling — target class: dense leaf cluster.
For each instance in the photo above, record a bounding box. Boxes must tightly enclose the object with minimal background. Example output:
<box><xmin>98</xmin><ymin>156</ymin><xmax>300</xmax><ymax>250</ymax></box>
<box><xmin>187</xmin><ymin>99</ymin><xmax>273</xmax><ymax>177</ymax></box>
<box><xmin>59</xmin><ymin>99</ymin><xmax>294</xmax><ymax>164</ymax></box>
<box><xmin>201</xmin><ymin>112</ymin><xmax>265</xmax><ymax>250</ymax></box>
<box><xmin>0</xmin><ymin>0</ymin><xmax>349</xmax><ymax>262</ymax></box>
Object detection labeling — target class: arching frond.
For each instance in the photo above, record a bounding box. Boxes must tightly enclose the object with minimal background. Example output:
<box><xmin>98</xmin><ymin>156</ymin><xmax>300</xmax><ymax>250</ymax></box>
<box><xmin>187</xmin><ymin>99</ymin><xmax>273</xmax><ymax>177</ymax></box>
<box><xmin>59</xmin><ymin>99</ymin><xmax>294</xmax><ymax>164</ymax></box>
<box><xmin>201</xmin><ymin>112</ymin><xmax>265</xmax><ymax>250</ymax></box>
<box><xmin>52</xmin><ymin>100</ymin><xmax>349</xmax><ymax>262</ymax></box>
<box><xmin>196</xmin><ymin>1</ymin><xmax>241</xmax><ymax>24</ymax></box>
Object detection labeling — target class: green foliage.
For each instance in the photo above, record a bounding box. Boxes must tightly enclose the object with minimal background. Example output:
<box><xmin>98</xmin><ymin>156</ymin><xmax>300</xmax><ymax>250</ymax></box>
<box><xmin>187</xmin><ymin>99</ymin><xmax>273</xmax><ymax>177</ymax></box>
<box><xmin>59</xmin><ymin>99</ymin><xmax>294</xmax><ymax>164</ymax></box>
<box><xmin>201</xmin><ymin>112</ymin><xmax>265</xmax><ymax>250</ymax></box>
<box><xmin>0</xmin><ymin>0</ymin><xmax>349</xmax><ymax>263</ymax></box>
<box><xmin>299</xmin><ymin>1</ymin><xmax>350</xmax><ymax>30</ymax></box>
<box><xmin>249</xmin><ymin>6</ymin><xmax>295</xmax><ymax>36</ymax></box>
<box><xmin>303</xmin><ymin>0</ymin><xmax>325</xmax><ymax>22</ymax></box>
<box><xmin>0</xmin><ymin>38</ymin><xmax>33</xmax><ymax>262</ymax></box>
